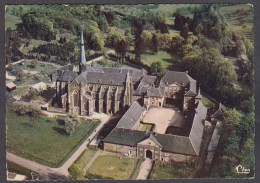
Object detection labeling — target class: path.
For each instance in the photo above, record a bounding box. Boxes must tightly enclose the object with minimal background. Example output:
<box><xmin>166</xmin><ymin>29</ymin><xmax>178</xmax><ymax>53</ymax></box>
<box><xmin>6</xmin><ymin>153</ymin><xmax>67</xmax><ymax>180</ymax></box>
<box><xmin>83</xmin><ymin>150</ymin><xmax>101</xmax><ymax>172</ymax></box>
<box><xmin>136</xmin><ymin>158</ymin><xmax>153</xmax><ymax>180</ymax></box>
<box><xmin>6</xmin><ymin>59</ymin><xmax>61</xmax><ymax>68</ymax></box>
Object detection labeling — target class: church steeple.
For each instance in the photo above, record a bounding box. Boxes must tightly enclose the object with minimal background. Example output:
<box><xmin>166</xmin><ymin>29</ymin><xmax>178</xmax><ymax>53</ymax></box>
<box><xmin>79</xmin><ymin>29</ymin><xmax>87</xmax><ymax>73</ymax></box>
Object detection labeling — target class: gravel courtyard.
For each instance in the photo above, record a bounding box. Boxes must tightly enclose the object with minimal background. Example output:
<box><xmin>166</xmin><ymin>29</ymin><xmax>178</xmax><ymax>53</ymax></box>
<box><xmin>142</xmin><ymin>108</ymin><xmax>185</xmax><ymax>134</ymax></box>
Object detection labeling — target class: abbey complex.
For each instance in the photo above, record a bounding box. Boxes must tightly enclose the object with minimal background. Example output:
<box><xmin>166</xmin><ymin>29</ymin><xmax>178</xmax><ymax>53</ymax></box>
<box><xmin>50</xmin><ymin>32</ymin><xmax>225</xmax><ymax>166</ymax></box>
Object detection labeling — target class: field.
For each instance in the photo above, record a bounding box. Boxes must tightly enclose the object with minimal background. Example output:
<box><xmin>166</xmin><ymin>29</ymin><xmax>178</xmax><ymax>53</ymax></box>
<box><xmin>141</xmin><ymin>51</ymin><xmax>176</xmax><ymax>69</ymax></box>
<box><xmin>85</xmin><ymin>155</ymin><xmax>140</xmax><ymax>180</ymax></box>
<box><xmin>149</xmin><ymin>162</ymin><xmax>192</xmax><ymax>179</ymax></box>
<box><xmin>6</xmin><ymin>105</ymin><xmax>100</xmax><ymax>167</ymax></box>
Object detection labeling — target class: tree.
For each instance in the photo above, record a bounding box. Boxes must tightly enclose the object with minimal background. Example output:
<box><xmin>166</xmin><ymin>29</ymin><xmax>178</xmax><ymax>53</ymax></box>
<box><xmin>150</xmin><ymin>61</ymin><xmax>165</xmax><ymax>76</ymax></box>
<box><xmin>15</xmin><ymin>105</ymin><xmax>40</xmax><ymax>126</ymax></box>
<box><xmin>180</xmin><ymin>26</ymin><xmax>189</xmax><ymax>39</ymax></box>
<box><xmin>174</xmin><ymin>13</ymin><xmax>184</xmax><ymax>30</ymax></box>
<box><xmin>115</xmin><ymin>39</ymin><xmax>127</xmax><ymax>63</ymax></box>
<box><xmin>151</xmin><ymin>34</ymin><xmax>158</xmax><ymax>54</ymax></box>
<box><xmin>64</xmin><ymin>114</ymin><xmax>80</xmax><ymax>136</ymax></box>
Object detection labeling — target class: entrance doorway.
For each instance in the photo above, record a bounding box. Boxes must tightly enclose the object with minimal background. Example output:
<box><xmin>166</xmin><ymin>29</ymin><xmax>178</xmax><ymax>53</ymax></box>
<box><xmin>146</xmin><ymin>150</ymin><xmax>153</xmax><ymax>159</ymax></box>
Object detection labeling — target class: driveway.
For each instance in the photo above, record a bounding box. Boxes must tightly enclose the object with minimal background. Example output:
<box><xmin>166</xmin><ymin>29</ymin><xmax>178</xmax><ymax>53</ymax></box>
<box><xmin>136</xmin><ymin>158</ymin><xmax>153</xmax><ymax>180</ymax></box>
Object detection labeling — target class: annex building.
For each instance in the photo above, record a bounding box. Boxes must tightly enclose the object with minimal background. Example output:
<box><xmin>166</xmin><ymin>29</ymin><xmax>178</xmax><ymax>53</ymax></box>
<box><xmin>50</xmin><ymin>32</ymin><xmax>225</xmax><ymax>165</ymax></box>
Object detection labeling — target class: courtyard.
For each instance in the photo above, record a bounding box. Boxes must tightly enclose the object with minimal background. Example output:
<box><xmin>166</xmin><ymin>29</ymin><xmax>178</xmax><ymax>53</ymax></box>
<box><xmin>142</xmin><ymin>107</ymin><xmax>186</xmax><ymax>134</ymax></box>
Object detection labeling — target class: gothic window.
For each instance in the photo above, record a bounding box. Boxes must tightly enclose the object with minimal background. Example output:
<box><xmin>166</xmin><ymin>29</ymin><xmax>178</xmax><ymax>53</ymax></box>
<box><xmin>73</xmin><ymin>91</ymin><xmax>79</xmax><ymax>107</ymax></box>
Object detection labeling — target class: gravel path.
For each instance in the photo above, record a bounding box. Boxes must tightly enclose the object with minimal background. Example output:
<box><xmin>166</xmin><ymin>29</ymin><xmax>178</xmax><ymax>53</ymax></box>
<box><xmin>136</xmin><ymin>158</ymin><xmax>153</xmax><ymax>180</ymax></box>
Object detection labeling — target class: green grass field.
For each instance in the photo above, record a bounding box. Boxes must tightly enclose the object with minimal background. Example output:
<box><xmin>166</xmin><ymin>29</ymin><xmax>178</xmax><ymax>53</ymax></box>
<box><xmin>85</xmin><ymin>155</ymin><xmax>139</xmax><ymax>180</ymax></box>
<box><xmin>6</xmin><ymin>105</ymin><xmax>100</xmax><ymax>167</ymax></box>
<box><xmin>149</xmin><ymin>162</ymin><xmax>192</xmax><ymax>179</ymax></box>
<box><xmin>141</xmin><ymin>51</ymin><xmax>175</xmax><ymax>69</ymax></box>
<box><xmin>69</xmin><ymin>148</ymin><xmax>98</xmax><ymax>173</ymax></box>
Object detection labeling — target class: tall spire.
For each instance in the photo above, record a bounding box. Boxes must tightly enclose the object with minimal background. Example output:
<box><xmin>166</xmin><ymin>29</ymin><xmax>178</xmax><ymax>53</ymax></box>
<box><xmin>79</xmin><ymin>29</ymin><xmax>87</xmax><ymax>73</ymax></box>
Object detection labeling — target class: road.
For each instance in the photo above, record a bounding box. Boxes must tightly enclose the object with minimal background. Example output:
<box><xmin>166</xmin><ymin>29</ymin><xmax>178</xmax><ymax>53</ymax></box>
<box><xmin>6</xmin><ymin>153</ymin><xmax>67</xmax><ymax>180</ymax></box>
<box><xmin>7</xmin><ymin>112</ymin><xmax>112</xmax><ymax>180</ymax></box>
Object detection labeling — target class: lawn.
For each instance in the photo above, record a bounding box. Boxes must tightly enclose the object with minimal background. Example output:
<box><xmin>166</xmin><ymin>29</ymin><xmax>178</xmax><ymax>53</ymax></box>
<box><xmin>141</xmin><ymin>123</ymin><xmax>154</xmax><ymax>132</ymax></box>
<box><xmin>85</xmin><ymin>155</ymin><xmax>139</xmax><ymax>180</ymax></box>
<box><xmin>6</xmin><ymin>105</ymin><xmax>100</xmax><ymax>167</ymax></box>
<box><xmin>149</xmin><ymin>162</ymin><xmax>192</xmax><ymax>179</ymax></box>
<box><xmin>69</xmin><ymin>148</ymin><xmax>98</xmax><ymax>173</ymax></box>
<box><xmin>141</xmin><ymin>51</ymin><xmax>176</xmax><ymax>69</ymax></box>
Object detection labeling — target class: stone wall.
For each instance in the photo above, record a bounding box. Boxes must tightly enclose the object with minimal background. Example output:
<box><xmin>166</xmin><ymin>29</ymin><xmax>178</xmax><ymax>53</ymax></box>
<box><xmin>104</xmin><ymin>143</ymin><xmax>137</xmax><ymax>157</ymax></box>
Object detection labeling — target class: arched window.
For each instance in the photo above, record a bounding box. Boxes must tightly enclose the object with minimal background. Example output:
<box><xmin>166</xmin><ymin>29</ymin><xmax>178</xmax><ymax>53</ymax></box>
<box><xmin>73</xmin><ymin>91</ymin><xmax>80</xmax><ymax>107</ymax></box>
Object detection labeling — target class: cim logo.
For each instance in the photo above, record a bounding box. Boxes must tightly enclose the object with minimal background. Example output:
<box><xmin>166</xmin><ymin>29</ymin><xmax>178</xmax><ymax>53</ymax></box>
<box><xmin>236</xmin><ymin>165</ymin><xmax>250</xmax><ymax>174</ymax></box>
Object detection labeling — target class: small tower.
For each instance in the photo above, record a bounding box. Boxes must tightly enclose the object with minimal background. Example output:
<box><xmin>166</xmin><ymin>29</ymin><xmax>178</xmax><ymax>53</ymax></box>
<box><xmin>79</xmin><ymin>29</ymin><xmax>87</xmax><ymax>74</ymax></box>
<box><xmin>195</xmin><ymin>87</ymin><xmax>202</xmax><ymax>104</ymax></box>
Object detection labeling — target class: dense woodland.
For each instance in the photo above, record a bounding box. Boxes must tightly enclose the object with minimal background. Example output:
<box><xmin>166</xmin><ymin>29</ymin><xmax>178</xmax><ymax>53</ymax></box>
<box><xmin>5</xmin><ymin>4</ymin><xmax>254</xmax><ymax>178</ymax></box>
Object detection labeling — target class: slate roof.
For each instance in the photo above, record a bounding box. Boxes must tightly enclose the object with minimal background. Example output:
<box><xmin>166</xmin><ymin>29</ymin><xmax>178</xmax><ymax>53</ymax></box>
<box><xmin>57</xmin><ymin>71</ymin><xmax>78</xmax><ymax>82</ymax></box>
<box><xmin>140</xmin><ymin>75</ymin><xmax>157</xmax><ymax>87</ymax></box>
<box><xmin>160</xmin><ymin>71</ymin><xmax>197</xmax><ymax>96</ymax></box>
<box><xmin>188</xmin><ymin>101</ymin><xmax>207</xmax><ymax>155</ymax></box>
<box><xmin>116</xmin><ymin>101</ymin><xmax>146</xmax><ymax>129</ymax></box>
<box><xmin>103</xmin><ymin>128</ymin><xmax>151</xmax><ymax>146</ymax></box>
<box><xmin>102</xmin><ymin>67</ymin><xmax>144</xmax><ymax>83</ymax></box>
<box><xmin>146</xmin><ymin>86</ymin><xmax>164</xmax><ymax>98</ymax></box>
<box><xmin>134</xmin><ymin>86</ymin><xmax>149</xmax><ymax>96</ymax></box>
<box><xmin>155</xmin><ymin>133</ymin><xmax>197</xmax><ymax>155</ymax></box>
<box><xmin>211</xmin><ymin>103</ymin><xmax>226</xmax><ymax>118</ymax></box>
<box><xmin>74</xmin><ymin>71</ymin><xmax>127</xmax><ymax>86</ymax></box>
<box><xmin>103</xmin><ymin>128</ymin><xmax>198</xmax><ymax>156</ymax></box>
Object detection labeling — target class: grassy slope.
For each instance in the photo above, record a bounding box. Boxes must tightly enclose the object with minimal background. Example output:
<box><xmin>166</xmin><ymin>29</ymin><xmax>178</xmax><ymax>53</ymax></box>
<box><xmin>149</xmin><ymin>162</ymin><xmax>192</xmax><ymax>179</ymax></box>
<box><xmin>5</xmin><ymin>13</ymin><xmax>21</xmax><ymax>30</ymax></box>
<box><xmin>219</xmin><ymin>4</ymin><xmax>253</xmax><ymax>42</ymax></box>
<box><xmin>6</xmin><ymin>105</ymin><xmax>100</xmax><ymax>167</ymax></box>
<box><xmin>85</xmin><ymin>155</ymin><xmax>139</xmax><ymax>180</ymax></box>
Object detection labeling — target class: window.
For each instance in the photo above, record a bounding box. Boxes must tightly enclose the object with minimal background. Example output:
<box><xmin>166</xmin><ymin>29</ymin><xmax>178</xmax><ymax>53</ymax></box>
<box><xmin>73</xmin><ymin>92</ymin><xmax>79</xmax><ymax>107</ymax></box>
<box><xmin>129</xmin><ymin>151</ymin><xmax>132</xmax><ymax>155</ymax></box>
